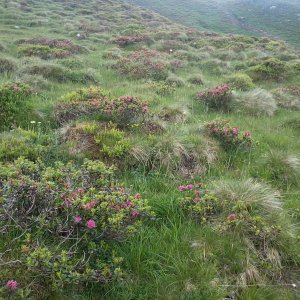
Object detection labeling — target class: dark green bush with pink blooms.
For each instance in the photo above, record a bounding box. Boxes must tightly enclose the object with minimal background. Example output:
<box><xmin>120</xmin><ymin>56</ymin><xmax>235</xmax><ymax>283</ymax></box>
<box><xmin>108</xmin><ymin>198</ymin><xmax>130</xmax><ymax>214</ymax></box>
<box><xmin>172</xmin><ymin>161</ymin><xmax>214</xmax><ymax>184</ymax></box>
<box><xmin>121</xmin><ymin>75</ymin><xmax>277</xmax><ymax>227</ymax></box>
<box><xmin>196</xmin><ymin>84</ymin><xmax>232</xmax><ymax>111</ymax></box>
<box><xmin>205</xmin><ymin>119</ymin><xmax>253</xmax><ymax>151</ymax></box>
<box><xmin>0</xmin><ymin>157</ymin><xmax>153</xmax><ymax>297</ymax></box>
<box><xmin>0</xmin><ymin>82</ymin><xmax>32</xmax><ymax>130</ymax></box>
<box><xmin>55</xmin><ymin>87</ymin><xmax>149</xmax><ymax>126</ymax></box>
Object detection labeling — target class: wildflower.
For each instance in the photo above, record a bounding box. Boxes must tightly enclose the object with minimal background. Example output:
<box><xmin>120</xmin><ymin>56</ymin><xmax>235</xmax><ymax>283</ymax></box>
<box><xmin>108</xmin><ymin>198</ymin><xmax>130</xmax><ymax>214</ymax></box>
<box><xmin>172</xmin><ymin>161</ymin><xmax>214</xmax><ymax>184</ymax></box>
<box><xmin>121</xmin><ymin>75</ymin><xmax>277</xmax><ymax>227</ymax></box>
<box><xmin>30</xmin><ymin>121</ymin><xmax>36</xmax><ymax>124</ymax></box>
<box><xmin>179</xmin><ymin>185</ymin><xmax>187</xmax><ymax>191</ymax></box>
<box><xmin>87</xmin><ymin>219</ymin><xmax>96</xmax><ymax>229</ymax></box>
<box><xmin>134</xmin><ymin>193</ymin><xmax>141</xmax><ymax>199</ymax></box>
<box><xmin>232</xmin><ymin>128</ymin><xmax>239</xmax><ymax>136</ymax></box>
<box><xmin>142</xmin><ymin>106</ymin><xmax>149</xmax><ymax>112</ymax></box>
<box><xmin>64</xmin><ymin>198</ymin><xmax>72</xmax><ymax>206</ymax></box>
<box><xmin>74</xmin><ymin>216</ymin><xmax>82</xmax><ymax>223</ymax></box>
<box><xmin>187</xmin><ymin>184</ymin><xmax>194</xmax><ymax>190</ymax></box>
<box><xmin>193</xmin><ymin>197</ymin><xmax>200</xmax><ymax>203</ymax></box>
<box><xmin>132</xmin><ymin>210</ymin><xmax>140</xmax><ymax>216</ymax></box>
<box><xmin>6</xmin><ymin>280</ymin><xmax>18</xmax><ymax>291</ymax></box>
<box><xmin>77</xmin><ymin>188</ymin><xmax>85</xmax><ymax>194</ymax></box>
<box><xmin>228</xmin><ymin>213</ymin><xmax>237</xmax><ymax>220</ymax></box>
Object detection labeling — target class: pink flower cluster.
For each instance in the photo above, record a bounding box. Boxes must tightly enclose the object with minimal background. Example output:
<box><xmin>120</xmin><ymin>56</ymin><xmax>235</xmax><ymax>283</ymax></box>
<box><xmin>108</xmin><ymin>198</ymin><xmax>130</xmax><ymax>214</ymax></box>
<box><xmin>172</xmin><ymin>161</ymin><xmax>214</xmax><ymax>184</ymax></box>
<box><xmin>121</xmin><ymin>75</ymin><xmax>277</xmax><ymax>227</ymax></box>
<box><xmin>6</xmin><ymin>280</ymin><xmax>18</xmax><ymax>291</ymax></box>
<box><xmin>178</xmin><ymin>184</ymin><xmax>194</xmax><ymax>191</ymax></box>
<box><xmin>197</xmin><ymin>84</ymin><xmax>230</xmax><ymax>99</ymax></box>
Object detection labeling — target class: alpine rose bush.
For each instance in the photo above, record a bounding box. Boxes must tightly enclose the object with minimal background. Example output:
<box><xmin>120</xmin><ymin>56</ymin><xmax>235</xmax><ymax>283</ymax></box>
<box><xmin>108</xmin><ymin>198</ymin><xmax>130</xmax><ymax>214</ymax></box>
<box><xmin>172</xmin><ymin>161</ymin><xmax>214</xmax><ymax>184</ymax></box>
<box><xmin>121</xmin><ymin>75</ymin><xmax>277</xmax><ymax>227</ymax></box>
<box><xmin>0</xmin><ymin>158</ymin><xmax>153</xmax><ymax>296</ymax></box>
<box><xmin>196</xmin><ymin>84</ymin><xmax>232</xmax><ymax>111</ymax></box>
<box><xmin>205</xmin><ymin>119</ymin><xmax>253</xmax><ymax>151</ymax></box>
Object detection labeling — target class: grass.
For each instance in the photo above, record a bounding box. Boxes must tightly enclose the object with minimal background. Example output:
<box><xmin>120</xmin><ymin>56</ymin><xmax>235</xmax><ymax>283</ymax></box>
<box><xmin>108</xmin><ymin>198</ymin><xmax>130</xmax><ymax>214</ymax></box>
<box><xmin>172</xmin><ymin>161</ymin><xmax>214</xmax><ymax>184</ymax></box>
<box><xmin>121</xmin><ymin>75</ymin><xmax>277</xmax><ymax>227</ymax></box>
<box><xmin>0</xmin><ymin>0</ymin><xmax>300</xmax><ymax>299</ymax></box>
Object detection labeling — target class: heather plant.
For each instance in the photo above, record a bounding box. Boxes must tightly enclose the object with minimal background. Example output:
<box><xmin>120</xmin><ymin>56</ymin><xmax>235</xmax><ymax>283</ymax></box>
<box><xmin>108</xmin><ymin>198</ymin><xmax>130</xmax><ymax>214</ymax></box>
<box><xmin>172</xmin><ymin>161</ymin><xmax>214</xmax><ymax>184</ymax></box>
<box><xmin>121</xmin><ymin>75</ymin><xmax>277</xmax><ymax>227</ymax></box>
<box><xmin>114</xmin><ymin>49</ymin><xmax>168</xmax><ymax>80</ymax></box>
<box><xmin>0</xmin><ymin>81</ymin><xmax>32</xmax><ymax>129</ymax></box>
<box><xmin>196</xmin><ymin>84</ymin><xmax>232</xmax><ymax>111</ymax></box>
<box><xmin>0</xmin><ymin>158</ymin><xmax>153</xmax><ymax>296</ymax></box>
<box><xmin>113</xmin><ymin>34</ymin><xmax>151</xmax><ymax>47</ymax></box>
<box><xmin>19</xmin><ymin>45</ymin><xmax>72</xmax><ymax>59</ymax></box>
<box><xmin>150</xmin><ymin>81</ymin><xmax>176</xmax><ymax>96</ymax></box>
<box><xmin>187</xmin><ymin>73</ymin><xmax>203</xmax><ymax>85</ymax></box>
<box><xmin>205</xmin><ymin>119</ymin><xmax>253</xmax><ymax>151</ymax></box>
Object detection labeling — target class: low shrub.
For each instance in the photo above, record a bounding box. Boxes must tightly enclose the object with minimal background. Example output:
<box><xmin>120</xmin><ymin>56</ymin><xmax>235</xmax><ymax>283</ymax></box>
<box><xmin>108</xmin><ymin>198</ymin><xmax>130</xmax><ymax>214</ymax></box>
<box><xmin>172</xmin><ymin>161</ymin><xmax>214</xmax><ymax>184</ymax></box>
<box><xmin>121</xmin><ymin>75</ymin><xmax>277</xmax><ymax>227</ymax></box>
<box><xmin>19</xmin><ymin>45</ymin><xmax>72</xmax><ymax>59</ymax></box>
<box><xmin>150</xmin><ymin>81</ymin><xmax>176</xmax><ymax>96</ymax></box>
<box><xmin>233</xmin><ymin>89</ymin><xmax>277</xmax><ymax>116</ymax></box>
<box><xmin>226</xmin><ymin>73</ymin><xmax>255</xmax><ymax>91</ymax></box>
<box><xmin>55</xmin><ymin>93</ymin><xmax>149</xmax><ymax>126</ymax></box>
<box><xmin>61</xmin><ymin>86</ymin><xmax>109</xmax><ymax>102</ymax></box>
<box><xmin>94</xmin><ymin>124</ymin><xmax>130</xmax><ymax>158</ymax></box>
<box><xmin>165</xmin><ymin>74</ymin><xmax>185</xmax><ymax>87</ymax></box>
<box><xmin>0</xmin><ymin>56</ymin><xmax>16</xmax><ymax>73</ymax></box>
<box><xmin>113</xmin><ymin>34</ymin><xmax>151</xmax><ymax>47</ymax></box>
<box><xmin>0</xmin><ymin>128</ymin><xmax>47</xmax><ymax>161</ymax></box>
<box><xmin>114</xmin><ymin>49</ymin><xmax>168</xmax><ymax>80</ymax></box>
<box><xmin>24</xmin><ymin>63</ymin><xmax>96</xmax><ymax>83</ymax></box>
<box><xmin>249</xmin><ymin>58</ymin><xmax>287</xmax><ymax>81</ymax></box>
<box><xmin>196</xmin><ymin>84</ymin><xmax>232</xmax><ymax>111</ymax></box>
<box><xmin>0</xmin><ymin>158</ymin><xmax>152</xmax><ymax>297</ymax></box>
<box><xmin>0</xmin><ymin>82</ymin><xmax>32</xmax><ymax>129</ymax></box>
<box><xmin>187</xmin><ymin>73</ymin><xmax>203</xmax><ymax>85</ymax></box>
<box><xmin>205</xmin><ymin>119</ymin><xmax>253</xmax><ymax>151</ymax></box>
<box><xmin>178</xmin><ymin>179</ymin><xmax>297</xmax><ymax>282</ymax></box>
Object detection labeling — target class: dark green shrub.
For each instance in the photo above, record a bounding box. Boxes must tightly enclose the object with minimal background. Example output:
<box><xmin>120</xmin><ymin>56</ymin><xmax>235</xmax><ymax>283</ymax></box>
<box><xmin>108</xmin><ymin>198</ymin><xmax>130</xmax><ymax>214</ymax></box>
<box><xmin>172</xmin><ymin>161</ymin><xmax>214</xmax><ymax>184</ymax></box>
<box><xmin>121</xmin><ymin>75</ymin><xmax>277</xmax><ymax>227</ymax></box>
<box><xmin>226</xmin><ymin>73</ymin><xmax>255</xmax><ymax>91</ymax></box>
<box><xmin>0</xmin><ymin>158</ymin><xmax>153</xmax><ymax>297</ymax></box>
<box><xmin>249</xmin><ymin>58</ymin><xmax>287</xmax><ymax>81</ymax></box>
<box><xmin>0</xmin><ymin>82</ymin><xmax>32</xmax><ymax>129</ymax></box>
<box><xmin>0</xmin><ymin>128</ymin><xmax>47</xmax><ymax>161</ymax></box>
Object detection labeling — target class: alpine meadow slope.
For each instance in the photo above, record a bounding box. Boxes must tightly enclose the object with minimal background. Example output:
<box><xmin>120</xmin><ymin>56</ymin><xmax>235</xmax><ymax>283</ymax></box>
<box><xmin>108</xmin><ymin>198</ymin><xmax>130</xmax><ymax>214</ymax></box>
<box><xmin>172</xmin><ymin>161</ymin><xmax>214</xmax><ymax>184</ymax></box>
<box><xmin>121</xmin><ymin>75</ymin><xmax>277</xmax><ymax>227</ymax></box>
<box><xmin>0</xmin><ymin>0</ymin><xmax>300</xmax><ymax>299</ymax></box>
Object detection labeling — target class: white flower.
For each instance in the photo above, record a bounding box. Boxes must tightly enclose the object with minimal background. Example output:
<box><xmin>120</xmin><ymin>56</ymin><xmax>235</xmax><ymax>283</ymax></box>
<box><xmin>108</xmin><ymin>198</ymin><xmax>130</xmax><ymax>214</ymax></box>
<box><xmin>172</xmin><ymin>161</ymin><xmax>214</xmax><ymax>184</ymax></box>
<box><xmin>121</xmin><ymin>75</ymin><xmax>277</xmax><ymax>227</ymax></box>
<box><xmin>30</xmin><ymin>121</ymin><xmax>36</xmax><ymax>124</ymax></box>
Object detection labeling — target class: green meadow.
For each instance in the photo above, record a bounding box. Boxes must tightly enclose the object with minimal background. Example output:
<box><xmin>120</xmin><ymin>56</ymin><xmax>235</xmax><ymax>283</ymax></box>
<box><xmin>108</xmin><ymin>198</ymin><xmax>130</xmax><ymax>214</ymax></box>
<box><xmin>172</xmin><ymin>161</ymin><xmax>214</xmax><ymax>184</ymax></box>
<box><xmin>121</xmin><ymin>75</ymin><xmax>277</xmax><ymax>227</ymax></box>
<box><xmin>0</xmin><ymin>0</ymin><xmax>300</xmax><ymax>299</ymax></box>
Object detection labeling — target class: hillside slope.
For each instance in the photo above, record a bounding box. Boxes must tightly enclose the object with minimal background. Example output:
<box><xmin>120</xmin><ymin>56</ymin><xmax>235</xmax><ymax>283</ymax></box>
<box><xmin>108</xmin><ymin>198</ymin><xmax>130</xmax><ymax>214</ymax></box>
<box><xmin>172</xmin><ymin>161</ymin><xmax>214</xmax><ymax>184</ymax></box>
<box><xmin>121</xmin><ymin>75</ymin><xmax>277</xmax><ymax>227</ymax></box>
<box><xmin>0</xmin><ymin>0</ymin><xmax>300</xmax><ymax>299</ymax></box>
<box><xmin>129</xmin><ymin>0</ymin><xmax>300</xmax><ymax>48</ymax></box>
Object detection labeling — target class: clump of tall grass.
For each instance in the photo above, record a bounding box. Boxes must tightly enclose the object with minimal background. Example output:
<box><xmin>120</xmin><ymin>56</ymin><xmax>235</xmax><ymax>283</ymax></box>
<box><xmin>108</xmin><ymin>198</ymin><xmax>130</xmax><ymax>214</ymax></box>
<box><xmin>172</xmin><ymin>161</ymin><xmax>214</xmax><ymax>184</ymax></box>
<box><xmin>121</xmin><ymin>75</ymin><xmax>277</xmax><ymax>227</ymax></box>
<box><xmin>233</xmin><ymin>89</ymin><xmax>277</xmax><ymax>116</ymax></box>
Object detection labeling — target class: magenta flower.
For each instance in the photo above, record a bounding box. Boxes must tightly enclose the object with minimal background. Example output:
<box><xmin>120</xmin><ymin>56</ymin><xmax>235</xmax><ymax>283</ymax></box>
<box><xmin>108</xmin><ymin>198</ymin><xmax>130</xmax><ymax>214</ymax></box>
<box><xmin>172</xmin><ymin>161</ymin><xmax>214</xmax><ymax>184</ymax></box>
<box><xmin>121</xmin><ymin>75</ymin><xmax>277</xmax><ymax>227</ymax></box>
<box><xmin>134</xmin><ymin>193</ymin><xmax>141</xmax><ymax>199</ymax></box>
<box><xmin>77</xmin><ymin>188</ymin><xmax>85</xmax><ymax>194</ymax></box>
<box><xmin>6</xmin><ymin>280</ymin><xmax>18</xmax><ymax>291</ymax></box>
<box><xmin>193</xmin><ymin>197</ymin><xmax>200</xmax><ymax>203</ymax></box>
<box><xmin>87</xmin><ymin>219</ymin><xmax>96</xmax><ymax>229</ymax></box>
<box><xmin>232</xmin><ymin>128</ymin><xmax>239</xmax><ymax>136</ymax></box>
<box><xmin>142</xmin><ymin>106</ymin><xmax>149</xmax><ymax>112</ymax></box>
<box><xmin>74</xmin><ymin>216</ymin><xmax>82</xmax><ymax>223</ymax></box>
<box><xmin>187</xmin><ymin>184</ymin><xmax>194</xmax><ymax>190</ymax></box>
<box><xmin>178</xmin><ymin>185</ymin><xmax>187</xmax><ymax>191</ymax></box>
<box><xmin>228</xmin><ymin>213</ymin><xmax>237</xmax><ymax>220</ymax></box>
<box><xmin>132</xmin><ymin>210</ymin><xmax>140</xmax><ymax>216</ymax></box>
<box><xmin>64</xmin><ymin>198</ymin><xmax>72</xmax><ymax>206</ymax></box>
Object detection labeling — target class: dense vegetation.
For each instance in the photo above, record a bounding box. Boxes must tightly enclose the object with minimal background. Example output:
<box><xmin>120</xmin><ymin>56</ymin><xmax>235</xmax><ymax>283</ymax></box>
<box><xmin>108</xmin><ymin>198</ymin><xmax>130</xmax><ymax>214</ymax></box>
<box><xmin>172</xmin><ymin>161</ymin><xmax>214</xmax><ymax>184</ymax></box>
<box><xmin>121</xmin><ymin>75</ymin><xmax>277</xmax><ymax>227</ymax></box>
<box><xmin>130</xmin><ymin>0</ymin><xmax>300</xmax><ymax>48</ymax></box>
<box><xmin>0</xmin><ymin>0</ymin><xmax>300</xmax><ymax>299</ymax></box>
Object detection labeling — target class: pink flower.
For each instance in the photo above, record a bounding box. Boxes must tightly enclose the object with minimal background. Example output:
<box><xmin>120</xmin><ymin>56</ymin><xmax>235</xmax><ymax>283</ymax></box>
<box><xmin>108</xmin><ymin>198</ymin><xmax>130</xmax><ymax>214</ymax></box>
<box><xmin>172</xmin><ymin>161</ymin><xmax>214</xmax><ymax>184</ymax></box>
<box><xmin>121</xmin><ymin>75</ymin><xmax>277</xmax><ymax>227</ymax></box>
<box><xmin>142</xmin><ymin>106</ymin><xmax>149</xmax><ymax>112</ymax></box>
<box><xmin>232</xmin><ymin>128</ymin><xmax>239</xmax><ymax>136</ymax></box>
<box><xmin>77</xmin><ymin>188</ymin><xmax>85</xmax><ymax>194</ymax></box>
<box><xmin>193</xmin><ymin>197</ymin><xmax>200</xmax><ymax>203</ymax></box>
<box><xmin>228</xmin><ymin>213</ymin><xmax>236</xmax><ymax>220</ymax></box>
<box><xmin>64</xmin><ymin>198</ymin><xmax>72</xmax><ymax>206</ymax></box>
<box><xmin>87</xmin><ymin>219</ymin><xmax>96</xmax><ymax>229</ymax></box>
<box><xmin>132</xmin><ymin>210</ymin><xmax>140</xmax><ymax>216</ymax></box>
<box><xmin>187</xmin><ymin>184</ymin><xmax>194</xmax><ymax>190</ymax></box>
<box><xmin>6</xmin><ymin>280</ymin><xmax>18</xmax><ymax>291</ymax></box>
<box><xmin>178</xmin><ymin>185</ymin><xmax>187</xmax><ymax>191</ymax></box>
<box><xmin>74</xmin><ymin>216</ymin><xmax>82</xmax><ymax>223</ymax></box>
<box><xmin>83</xmin><ymin>201</ymin><xmax>97</xmax><ymax>210</ymax></box>
<box><xmin>134</xmin><ymin>193</ymin><xmax>141</xmax><ymax>199</ymax></box>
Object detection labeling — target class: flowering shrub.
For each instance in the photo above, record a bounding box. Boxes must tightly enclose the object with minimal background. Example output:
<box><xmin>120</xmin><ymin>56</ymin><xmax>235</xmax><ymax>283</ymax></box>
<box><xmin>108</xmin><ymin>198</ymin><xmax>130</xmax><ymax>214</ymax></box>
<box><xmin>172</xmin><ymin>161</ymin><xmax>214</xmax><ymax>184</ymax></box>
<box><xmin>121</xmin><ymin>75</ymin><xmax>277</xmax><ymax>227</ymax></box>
<box><xmin>114</xmin><ymin>49</ymin><xmax>168</xmax><ymax>80</ymax></box>
<box><xmin>196</xmin><ymin>84</ymin><xmax>232</xmax><ymax>111</ymax></box>
<box><xmin>55</xmin><ymin>94</ymin><xmax>149</xmax><ymax>126</ymax></box>
<box><xmin>0</xmin><ymin>158</ymin><xmax>153</xmax><ymax>296</ymax></box>
<box><xmin>0</xmin><ymin>81</ymin><xmax>32</xmax><ymax>129</ymax></box>
<box><xmin>113</xmin><ymin>35</ymin><xmax>150</xmax><ymax>47</ymax></box>
<box><xmin>19</xmin><ymin>45</ymin><xmax>72</xmax><ymax>59</ymax></box>
<box><xmin>205</xmin><ymin>119</ymin><xmax>253</xmax><ymax>151</ymax></box>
